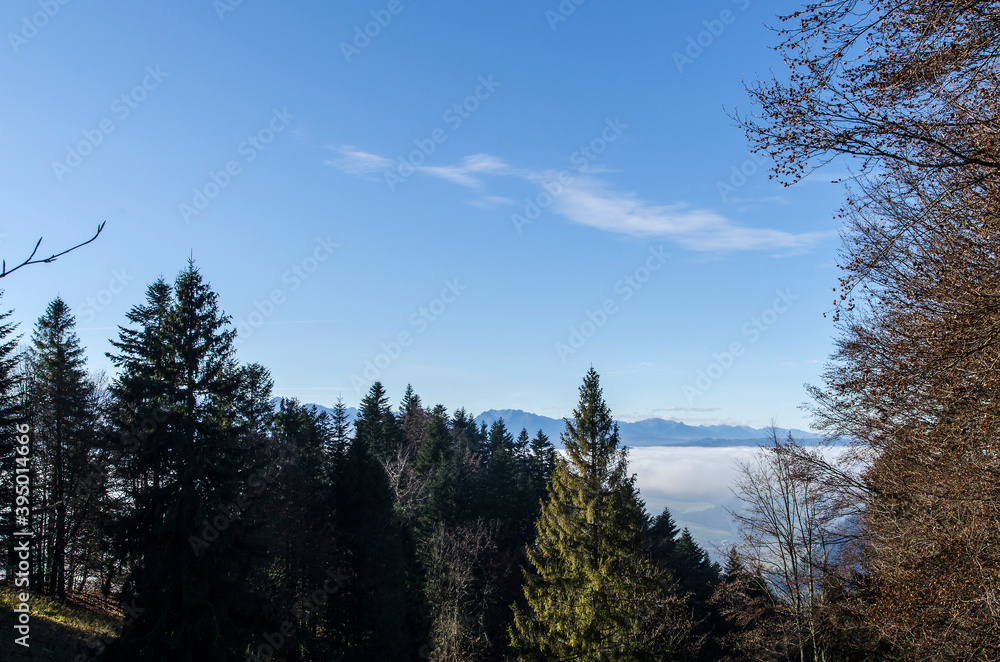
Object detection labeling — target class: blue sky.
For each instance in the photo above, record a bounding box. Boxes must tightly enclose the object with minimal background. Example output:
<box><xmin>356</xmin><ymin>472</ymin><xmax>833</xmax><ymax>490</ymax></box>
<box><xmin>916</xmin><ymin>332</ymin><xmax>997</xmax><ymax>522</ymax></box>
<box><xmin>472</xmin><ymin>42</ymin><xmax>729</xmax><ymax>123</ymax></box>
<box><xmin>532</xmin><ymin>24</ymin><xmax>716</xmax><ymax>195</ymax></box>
<box><xmin>1</xmin><ymin>0</ymin><xmax>849</xmax><ymax>430</ymax></box>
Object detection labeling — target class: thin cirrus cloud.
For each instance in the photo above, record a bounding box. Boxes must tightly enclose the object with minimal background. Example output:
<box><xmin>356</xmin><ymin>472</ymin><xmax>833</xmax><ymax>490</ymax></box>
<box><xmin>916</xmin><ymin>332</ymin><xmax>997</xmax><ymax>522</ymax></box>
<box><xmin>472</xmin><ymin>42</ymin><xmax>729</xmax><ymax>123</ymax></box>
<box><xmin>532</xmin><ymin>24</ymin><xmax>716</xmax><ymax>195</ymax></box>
<box><xmin>326</xmin><ymin>146</ymin><xmax>835</xmax><ymax>254</ymax></box>
<box><xmin>325</xmin><ymin>146</ymin><xmax>393</xmax><ymax>175</ymax></box>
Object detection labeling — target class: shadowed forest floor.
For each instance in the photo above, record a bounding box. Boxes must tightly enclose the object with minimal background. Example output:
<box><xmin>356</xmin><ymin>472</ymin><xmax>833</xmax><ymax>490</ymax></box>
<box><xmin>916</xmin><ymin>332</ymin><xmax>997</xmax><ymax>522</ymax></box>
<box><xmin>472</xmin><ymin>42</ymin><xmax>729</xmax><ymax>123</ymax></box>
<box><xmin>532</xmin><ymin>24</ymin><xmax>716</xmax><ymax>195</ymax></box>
<box><xmin>1</xmin><ymin>586</ymin><xmax>119</xmax><ymax>661</ymax></box>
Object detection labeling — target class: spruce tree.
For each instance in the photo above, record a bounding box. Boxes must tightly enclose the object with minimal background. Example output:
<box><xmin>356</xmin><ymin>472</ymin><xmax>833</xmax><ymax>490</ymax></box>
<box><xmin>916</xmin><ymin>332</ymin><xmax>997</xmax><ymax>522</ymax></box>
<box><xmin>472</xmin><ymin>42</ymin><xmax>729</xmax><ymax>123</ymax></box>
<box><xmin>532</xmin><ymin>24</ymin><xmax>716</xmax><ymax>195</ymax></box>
<box><xmin>647</xmin><ymin>506</ymin><xmax>681</xmax><ymax>568</ymax></box>
<box><xmin>268</xmin><ymin>398</ymin><xmax>336</xmax><ymax>660</ymax></box>
<box><xmin>673</xmin><ymin>528</ymin><xmax>720</xmax><ymax>600</ymax></box>
<box><xmin>28</xmin><ymin>297</ymin><xmax>99</xmax><ymax>596</ymax></box>
<box><xmin>528</xmin><ymin>429</ymin><xmax>556</xmax><ymax>502</ymax></box>
<box><xmin>415</xmin><ymin>407</ymin><xmax>452</xmax><ymax>476</ymax></box>
<box><xmin>672</xmin><ymin>528</ymin><xmax>723</xmax><ymax>661</ymax></box>
<box><xmin>104</xmin><ymin>263</ymin><xmax>271</xmax><ymax>661</ymax></box>
<box><xmin>450</xmin><ymin>407</ymin><xmax>483</xmax><ymax>458</ymax></box>
<box><xmin>355</xmin><ymin>381</ymin><xmax>402</xmax><ymax>462</ymax></box>
<box><xmin>325</xmin><ymin>396</ymin><xmax>351</xmax><ymax>481</ymax></box>
<box><xmin>416</xmin><ymin>406</ymin><xmax>472</xmax><ymax>526</ymax></box>
<box><xmin>511</xmin><ymin>368</ymin><xmax>690</xmax><ymax>660</ymax></box>
<box><xmin>234</xmin><ymin>362</ymin><xmax>274</xmax><ymax>438</ymax></box>
<box><xmin>484</xmin><ymin>420</ymin><xmax>515</xmax><ymax>517</ymax></box>
<box><xmin>335</xmin><ymin>382</ymin><xmax>418</xmax><ymax>660</ymax></box>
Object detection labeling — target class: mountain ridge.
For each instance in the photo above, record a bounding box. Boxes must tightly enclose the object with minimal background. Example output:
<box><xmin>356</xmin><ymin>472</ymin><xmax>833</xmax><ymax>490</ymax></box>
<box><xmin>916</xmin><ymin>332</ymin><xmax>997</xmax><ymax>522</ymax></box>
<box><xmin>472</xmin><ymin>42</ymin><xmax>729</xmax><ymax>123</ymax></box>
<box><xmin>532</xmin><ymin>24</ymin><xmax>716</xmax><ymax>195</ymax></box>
<box><xmin>475</xmin><ymin>408</ymin><xmax>824</xmax><ymax>447</ymax></box>
<box><xmin>270</xmin><ymin>399</ymin><xmax>825</xmax><ymax>447</ymax></box>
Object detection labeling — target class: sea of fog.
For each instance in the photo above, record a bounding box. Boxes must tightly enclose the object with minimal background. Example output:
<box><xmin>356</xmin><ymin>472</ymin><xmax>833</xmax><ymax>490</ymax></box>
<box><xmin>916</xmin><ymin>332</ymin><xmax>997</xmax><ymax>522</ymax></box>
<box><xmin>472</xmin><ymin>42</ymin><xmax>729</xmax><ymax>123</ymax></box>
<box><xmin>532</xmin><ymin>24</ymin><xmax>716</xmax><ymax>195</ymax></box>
<box><xmin>627</xmin><ymin>446</ymin><xmax>760</xmax><ymax>552</ymax></box>
<box><xmin>626</xmin><ymin>445</ymin><xmax>851</xmax><ymax>554</ymax></box>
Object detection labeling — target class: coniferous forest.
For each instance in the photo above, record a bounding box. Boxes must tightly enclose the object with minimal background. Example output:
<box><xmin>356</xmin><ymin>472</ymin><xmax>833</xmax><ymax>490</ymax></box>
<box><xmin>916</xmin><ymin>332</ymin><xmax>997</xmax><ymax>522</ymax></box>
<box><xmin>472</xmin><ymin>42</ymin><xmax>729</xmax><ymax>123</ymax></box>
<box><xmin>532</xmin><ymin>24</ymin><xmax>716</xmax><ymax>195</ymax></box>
<box><xmin>5</xmin><ymin>1</ymin><xmax>1000</xmax><ymax>661</ymax></box>
<box><xmin>0</xmin><ymin>267</ymin><xmax>734</xmax><ymax>660</ymax></box>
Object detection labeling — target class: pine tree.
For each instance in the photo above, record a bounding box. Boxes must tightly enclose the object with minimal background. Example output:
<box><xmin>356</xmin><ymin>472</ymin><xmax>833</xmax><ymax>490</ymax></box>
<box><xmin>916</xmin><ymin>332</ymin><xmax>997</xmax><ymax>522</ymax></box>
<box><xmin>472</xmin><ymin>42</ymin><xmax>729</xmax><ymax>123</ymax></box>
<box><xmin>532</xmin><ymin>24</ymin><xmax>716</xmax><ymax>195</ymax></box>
<box><xmin>104</xmin><ymin>263</ymin><xmax>272</xmax><ymax>661</ymax></box>
<box><xmin>28</xmin><ymin>297</ymin><xmax>99</xmax><ymax>596</ymax></box>
<box><xmin>511</xmin><ymin>368</ymin><xmax>691</xmax><ymax>660</ymax></box>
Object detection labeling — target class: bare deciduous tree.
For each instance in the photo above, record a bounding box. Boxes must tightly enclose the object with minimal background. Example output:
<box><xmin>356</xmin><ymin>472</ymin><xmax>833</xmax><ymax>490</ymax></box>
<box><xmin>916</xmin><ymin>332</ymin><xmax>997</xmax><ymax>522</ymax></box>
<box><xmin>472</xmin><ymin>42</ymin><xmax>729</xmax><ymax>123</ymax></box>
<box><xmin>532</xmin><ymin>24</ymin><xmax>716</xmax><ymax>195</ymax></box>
<box><xmin>423</xmin><ymin>518</ymin><xmax>502</xmax><ymax>662</ymax></box>
<box><xmin>742</xmin><ymin>2</ymin><xmax>1000</xmax><ymax>657</ymax></box>
<box><xmin>729</xmin><ymin>431</ymin><xmax>854</xmax><ymax>662</ymax></box>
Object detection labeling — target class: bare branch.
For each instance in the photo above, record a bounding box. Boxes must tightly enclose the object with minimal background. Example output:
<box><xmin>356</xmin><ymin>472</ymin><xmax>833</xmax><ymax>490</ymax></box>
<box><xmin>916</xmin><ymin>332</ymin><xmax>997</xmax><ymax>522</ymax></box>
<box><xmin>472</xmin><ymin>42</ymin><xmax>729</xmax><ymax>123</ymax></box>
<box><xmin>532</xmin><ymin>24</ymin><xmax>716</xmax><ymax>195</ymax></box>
<box><xmin>0</xmin><ymin>221</ymin><xmax>106</xmax><ymax>278</ymax></box>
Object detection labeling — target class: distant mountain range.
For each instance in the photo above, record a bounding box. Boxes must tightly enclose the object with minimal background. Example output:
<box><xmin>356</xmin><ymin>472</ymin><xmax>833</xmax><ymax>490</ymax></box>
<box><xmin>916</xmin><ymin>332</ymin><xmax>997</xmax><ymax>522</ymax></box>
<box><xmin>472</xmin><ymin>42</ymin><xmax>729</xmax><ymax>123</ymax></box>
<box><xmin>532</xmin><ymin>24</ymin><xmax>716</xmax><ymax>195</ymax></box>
<box><xmin>475</xmin><ymin>409</ymin><xmax>823</xmax><ymax>447</ymax></box>
<box><xmin>273</xmin><ymin>399</ymin><xmax>824</xmax><ymax>448</ymax></box>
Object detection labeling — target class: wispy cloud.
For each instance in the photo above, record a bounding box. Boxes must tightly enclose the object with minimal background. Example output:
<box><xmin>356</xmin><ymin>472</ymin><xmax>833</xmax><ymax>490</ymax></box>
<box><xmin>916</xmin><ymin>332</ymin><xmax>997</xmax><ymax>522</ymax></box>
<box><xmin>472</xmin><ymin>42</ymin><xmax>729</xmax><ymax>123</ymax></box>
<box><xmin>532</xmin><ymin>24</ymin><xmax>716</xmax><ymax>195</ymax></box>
<box><xmin>326</xmin><ymin>147</ymin><xmax>835</xmax><ymax>254</ymax></box>
<box><xmin>552</xmin><ymin>177</ymin><xmax>832</xmax><ymax>252</ymax></box>
<box><xmin>324</xmin><ymin>145</ymin><xmax>392</xmax><ymax>176</ymax></box>
<box><xmin>421</xmin><ymin>154</ymin><xmax>510</xmax><ymax>188</ymax></box>
<box><xmin>465</xmin><ymin>195</ymin><xmax>515</xmax><ymax>209</ymax></box>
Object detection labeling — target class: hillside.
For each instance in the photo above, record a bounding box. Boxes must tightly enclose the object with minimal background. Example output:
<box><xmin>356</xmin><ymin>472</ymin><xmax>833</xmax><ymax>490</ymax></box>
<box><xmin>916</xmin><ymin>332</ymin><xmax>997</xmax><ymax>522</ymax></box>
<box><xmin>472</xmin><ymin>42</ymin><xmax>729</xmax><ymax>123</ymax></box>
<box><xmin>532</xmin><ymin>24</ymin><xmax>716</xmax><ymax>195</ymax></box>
<box><xmin>0</xmin><ymin>587</ymin><xmax>120</xmax><ymax>661</ymax></box>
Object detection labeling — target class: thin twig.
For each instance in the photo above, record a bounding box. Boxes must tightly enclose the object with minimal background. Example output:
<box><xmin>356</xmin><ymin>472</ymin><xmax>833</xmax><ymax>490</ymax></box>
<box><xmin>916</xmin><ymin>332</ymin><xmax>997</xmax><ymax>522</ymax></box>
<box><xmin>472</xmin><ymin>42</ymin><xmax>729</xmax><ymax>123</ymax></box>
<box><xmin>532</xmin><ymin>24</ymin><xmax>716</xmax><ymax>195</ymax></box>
<box><xmin>0</xmin><ymin>221</ymin><xmax>106</xmax><ymax>278</ymax></box>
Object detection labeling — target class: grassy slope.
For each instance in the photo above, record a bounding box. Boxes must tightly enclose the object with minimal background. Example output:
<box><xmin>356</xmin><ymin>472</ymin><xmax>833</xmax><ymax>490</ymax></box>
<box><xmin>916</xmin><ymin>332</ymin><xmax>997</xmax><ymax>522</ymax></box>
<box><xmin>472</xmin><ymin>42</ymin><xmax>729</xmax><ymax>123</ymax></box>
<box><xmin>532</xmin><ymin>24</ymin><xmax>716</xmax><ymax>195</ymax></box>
<box><xmin>0</xmin><ymin>586</ymin><xmax>119</xmax><ymax>661</ymax></box>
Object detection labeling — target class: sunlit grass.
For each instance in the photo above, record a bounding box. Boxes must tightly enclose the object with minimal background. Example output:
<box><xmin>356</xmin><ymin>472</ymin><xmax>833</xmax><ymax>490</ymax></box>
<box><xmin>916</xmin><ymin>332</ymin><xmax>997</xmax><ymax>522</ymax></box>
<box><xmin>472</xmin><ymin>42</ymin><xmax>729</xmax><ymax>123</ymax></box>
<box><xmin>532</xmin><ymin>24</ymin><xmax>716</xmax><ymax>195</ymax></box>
<box><xmin>0</xmin><ymin>584</ymin><xmax>120</xmax><ymax>661</ymax></box>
